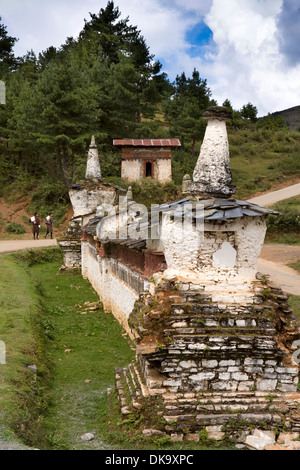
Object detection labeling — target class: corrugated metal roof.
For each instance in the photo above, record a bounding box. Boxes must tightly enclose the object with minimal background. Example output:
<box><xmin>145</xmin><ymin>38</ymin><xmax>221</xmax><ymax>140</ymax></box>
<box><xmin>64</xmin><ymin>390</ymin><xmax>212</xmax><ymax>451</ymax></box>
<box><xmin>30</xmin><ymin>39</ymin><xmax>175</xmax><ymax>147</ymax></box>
<box><xmin>113</xmin><ymin>139</ymin><xmax>181</xmax><ymax>147</ymax></box>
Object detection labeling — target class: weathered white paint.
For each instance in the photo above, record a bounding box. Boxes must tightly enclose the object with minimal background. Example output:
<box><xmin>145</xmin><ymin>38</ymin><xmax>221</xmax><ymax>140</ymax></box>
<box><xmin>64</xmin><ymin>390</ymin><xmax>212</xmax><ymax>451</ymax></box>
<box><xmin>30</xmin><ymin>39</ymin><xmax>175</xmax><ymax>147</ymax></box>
<box><xmin>81</xmin><ymin>240</ymin><xmax>148</xmax><ymax>338</ymax></box>
<box><xmin>0</xmin><ymin>340</ymin><xmax>6</xmax><ymax>365</ymax></box>
<box><xmin>122</xmin><ymin>159</ymin><xmax>142</xmax><ymax>181</ymax></box>
<box><xmin>69</xmin><ymin>187</ymin><xmax>116</xmax><ymax>219</ymax></box>
<box><xmin>96</xmin><ymin>201</ymin><xmax>148</xmax><ymax>241</ymax></box>
<box><xmin>213</xmin><ymin>241</ymin><xmax>237</xmax><ymax>269</ymax></box>
<box><xmin>190</xmin><ymin>118</ymin><xmax>234</xmax><ymax>197</ymax></box>
<box><xmin>122</xmin><ymin>158</ymin><xmax>172</xmax><ymax>183</ymax></box>
<box><xmin>160</xmin><ymin>211</ymin><xmax>204</xmax><ymax>274</ymax></box>
<box><xmin>156</xmin><ymin>159</ymin><xmax>172</xmax><ymax>182</ymax></box>
<box><xmin>59</xmin><ymin>239</ymin><xmax>82</xmax><ymax>268</ymax></box>
<box><xmin>161</xmin><ymin>214</ymin><xmax>266</xmax><ymax>283</ymax></box>
<box><xmin>86</xmin><ymin>136</ymin><xmax>101</xmax><ymax>179</ymax></box>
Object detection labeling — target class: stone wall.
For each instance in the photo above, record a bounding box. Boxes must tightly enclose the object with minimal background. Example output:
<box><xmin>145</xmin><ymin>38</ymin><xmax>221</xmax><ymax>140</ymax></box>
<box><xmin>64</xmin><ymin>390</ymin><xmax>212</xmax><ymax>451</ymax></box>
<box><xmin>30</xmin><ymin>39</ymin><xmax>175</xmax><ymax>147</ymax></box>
<box><xmin>81</xmin><ymin>239</ymin><xmax>149</xmax><ymax>337</ymax></box>
<box><xmin>69</xmin><ymin>183</ymin><xmax>116</xmax><ymax>219</ymax></box>
<box><xmin>131</xmin><ymin>278</ymin><xmax>299</xmax><ymax>395</ymax></box>
<box><xmin>114</xmin><ymin>275</ymin><xmax>300</xmax><ymax>440</ymax></box>
<box><xmin>161</xmin><ymin>216</ymin><xmax>267</xmax><ymax>283</ymax></box>
<box><xmin>58</xmin><ymin>218</ymin><xmax>82</xmax><ymax>270</ymax></box>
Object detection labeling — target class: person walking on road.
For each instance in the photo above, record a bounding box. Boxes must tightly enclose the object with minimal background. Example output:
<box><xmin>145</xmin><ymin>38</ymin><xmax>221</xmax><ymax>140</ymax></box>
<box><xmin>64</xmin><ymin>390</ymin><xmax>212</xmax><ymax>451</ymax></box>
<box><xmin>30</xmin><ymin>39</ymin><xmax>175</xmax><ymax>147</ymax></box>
<box><xmin>45</xmin><ymin>213</ymin><xmax>54</xmax><ymax>239</ymax></box>
<box><xmin>30</xmin><ymin>213</ymin><xmax>41</xmax><ymax>239</ymax></box>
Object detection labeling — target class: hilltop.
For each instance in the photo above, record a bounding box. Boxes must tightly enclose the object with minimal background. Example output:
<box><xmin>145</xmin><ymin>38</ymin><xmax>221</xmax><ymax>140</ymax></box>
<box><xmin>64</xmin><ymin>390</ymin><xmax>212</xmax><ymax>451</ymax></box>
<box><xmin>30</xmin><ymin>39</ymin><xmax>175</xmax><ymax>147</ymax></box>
<box><xmin>272</xmin><ymin>105</ymin><xmax>300</xmax><ymax>130</ymax></box>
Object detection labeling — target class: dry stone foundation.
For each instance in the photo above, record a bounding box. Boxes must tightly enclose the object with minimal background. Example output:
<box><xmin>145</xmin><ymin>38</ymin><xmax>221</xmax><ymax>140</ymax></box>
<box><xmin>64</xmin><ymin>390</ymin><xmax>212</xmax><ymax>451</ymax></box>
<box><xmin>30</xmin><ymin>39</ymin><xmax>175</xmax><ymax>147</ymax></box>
<box><xmin>115</xmin><ymin>276</ymin><xmax>300</xmax><ymax>441</ymax></box>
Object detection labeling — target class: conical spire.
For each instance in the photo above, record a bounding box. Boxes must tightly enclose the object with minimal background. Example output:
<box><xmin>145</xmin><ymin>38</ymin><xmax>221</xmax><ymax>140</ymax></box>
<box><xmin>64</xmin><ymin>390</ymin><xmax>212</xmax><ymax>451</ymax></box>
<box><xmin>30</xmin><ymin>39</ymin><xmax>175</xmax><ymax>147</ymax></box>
<box><xmin>189</xmin><ymin>106</ymin><xmax>236</xmax><ymax>198</ymax></box>
<box><xmin>85</xmin><ymin>136</ymin><xmax>101</xmax><ymax>180</ymax></box>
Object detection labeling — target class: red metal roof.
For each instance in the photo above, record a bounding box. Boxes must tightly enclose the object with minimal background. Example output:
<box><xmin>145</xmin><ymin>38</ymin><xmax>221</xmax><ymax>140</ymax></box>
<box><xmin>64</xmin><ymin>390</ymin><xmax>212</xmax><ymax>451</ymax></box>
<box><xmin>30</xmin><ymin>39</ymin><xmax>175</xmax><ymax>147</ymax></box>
<box><xmin>113</xmin><ymin>138</ymin><xmax>181</xmax><ymax>147</ymax></box>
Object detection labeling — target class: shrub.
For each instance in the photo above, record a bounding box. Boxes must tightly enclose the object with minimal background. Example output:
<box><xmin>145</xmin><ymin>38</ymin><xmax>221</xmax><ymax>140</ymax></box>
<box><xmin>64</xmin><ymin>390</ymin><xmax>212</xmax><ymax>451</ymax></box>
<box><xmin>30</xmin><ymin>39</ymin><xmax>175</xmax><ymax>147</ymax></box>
<box><xmin>267</xmin><ymin>208</ymin><xmax>300</xmax><ymax>233</ymax></box>
<box><xmin>5</xmin><ymin>222</ymin><xmax>26</xmax><ymax>234</ymax></box>
<box><xmin>277</xmin><ymin>156</ymin><xmax>300</xmax><ymax>175</ymax></box>
<box><xmin>30</xmin><ymin>179</ymin><xmax>69</xmax><ymax>226</ymax></box>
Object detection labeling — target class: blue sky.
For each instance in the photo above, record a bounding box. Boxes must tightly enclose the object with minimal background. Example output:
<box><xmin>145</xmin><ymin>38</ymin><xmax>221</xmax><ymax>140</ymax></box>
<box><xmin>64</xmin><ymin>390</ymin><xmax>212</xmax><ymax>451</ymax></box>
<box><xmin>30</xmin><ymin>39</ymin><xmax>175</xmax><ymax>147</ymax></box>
<box><xmin>1</xmin><ymin>0</ymin><xmax>300</xmax><ymax>116</ymax></box>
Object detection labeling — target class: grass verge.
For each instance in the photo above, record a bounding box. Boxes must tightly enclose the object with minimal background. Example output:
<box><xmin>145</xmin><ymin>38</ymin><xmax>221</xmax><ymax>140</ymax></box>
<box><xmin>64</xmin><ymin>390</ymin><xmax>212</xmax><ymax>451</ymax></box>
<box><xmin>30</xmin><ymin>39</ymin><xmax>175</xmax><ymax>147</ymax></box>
<box><xmin>0</xmin><ymin>247</ymin><xmax>136</xmax><ymax>449</ymax></box>
<box><xmin>289</xmin><ymin>296</ymin><xmax>300</xmax><ymax>323</ymax></box>
<box><xmin>0</xmin><ymin>251</ymin><xmax>54</xmax><ymax>449</ymax></box>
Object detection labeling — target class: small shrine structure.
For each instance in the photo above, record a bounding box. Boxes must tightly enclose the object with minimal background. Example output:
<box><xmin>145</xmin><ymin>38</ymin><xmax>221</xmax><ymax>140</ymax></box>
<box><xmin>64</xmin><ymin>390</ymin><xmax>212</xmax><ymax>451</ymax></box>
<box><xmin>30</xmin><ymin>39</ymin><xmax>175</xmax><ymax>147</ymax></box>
<box><xmin>113</xmin><ymin>138</ymin><xmax>181</xmax><ymax>182</ymax></box>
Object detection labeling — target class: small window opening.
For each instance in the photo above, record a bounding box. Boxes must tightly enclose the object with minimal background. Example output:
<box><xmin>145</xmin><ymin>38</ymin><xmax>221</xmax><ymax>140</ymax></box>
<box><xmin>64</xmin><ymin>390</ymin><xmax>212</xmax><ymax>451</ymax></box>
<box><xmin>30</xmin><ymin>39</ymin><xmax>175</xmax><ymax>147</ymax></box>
<box><xmin>145</xmin><ymin>161</ymin><xmax>153</xmax><ymax>177</ymax></box>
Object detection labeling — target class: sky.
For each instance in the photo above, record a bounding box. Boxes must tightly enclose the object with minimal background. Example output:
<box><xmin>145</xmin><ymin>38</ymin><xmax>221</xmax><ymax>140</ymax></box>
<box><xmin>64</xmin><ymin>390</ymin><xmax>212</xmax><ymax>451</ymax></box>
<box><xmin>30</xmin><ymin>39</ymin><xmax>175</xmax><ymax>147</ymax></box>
<box><xmin>1</xmin><ymin>0</ymin><xmax>300</xmax><ymax>116</ymax></box>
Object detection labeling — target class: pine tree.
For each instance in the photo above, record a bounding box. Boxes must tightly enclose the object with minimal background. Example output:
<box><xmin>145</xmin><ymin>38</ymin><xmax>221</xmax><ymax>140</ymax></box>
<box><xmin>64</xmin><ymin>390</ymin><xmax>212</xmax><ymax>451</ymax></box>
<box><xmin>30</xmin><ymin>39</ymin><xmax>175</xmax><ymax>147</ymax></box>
<box><xmin>163</xmin><ymin>69</ymin><xmax>212</xmax><ymax>156</ymax></box>
<box><xmin>0</xmin><ymin>17</ymin><xmax>18</xmax><ymax>75</ymax></box>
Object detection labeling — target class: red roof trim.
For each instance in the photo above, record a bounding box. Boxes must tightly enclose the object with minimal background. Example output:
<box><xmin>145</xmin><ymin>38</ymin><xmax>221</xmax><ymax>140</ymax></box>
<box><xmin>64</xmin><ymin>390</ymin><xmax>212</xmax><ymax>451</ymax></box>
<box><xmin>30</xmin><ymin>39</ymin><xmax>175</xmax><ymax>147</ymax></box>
<box><xmin>113</xmin><ymin>138</ymin><xmax>181</xmax><ymax>147</ymax></box>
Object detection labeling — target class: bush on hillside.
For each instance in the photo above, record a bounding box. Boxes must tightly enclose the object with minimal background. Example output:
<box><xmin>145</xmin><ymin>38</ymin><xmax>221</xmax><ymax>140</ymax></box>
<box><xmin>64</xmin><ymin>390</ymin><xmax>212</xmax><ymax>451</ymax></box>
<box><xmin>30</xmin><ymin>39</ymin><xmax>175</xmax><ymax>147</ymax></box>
<box><xmin>5</xmin><ymin>222</ymin><xmax>26</xmax><ymax>234</ymax></box>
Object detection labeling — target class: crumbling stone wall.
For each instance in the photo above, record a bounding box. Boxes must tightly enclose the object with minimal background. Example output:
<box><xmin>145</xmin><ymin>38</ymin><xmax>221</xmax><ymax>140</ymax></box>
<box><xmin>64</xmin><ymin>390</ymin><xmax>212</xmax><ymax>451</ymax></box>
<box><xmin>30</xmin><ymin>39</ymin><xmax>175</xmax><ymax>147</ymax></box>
<box><xmin>117</xmin><ymin>274</ymin><xmax>300</xmax><ymax>440</ymax></box>
<box><xmin>130</xmin><ymin>277</ymin><xmax>299</xmax><ymax>395</ymax></box>
<box><xmin>161</xmin><ymin>216</ymin><xmax>267</xmax><ymax>281</ymax></box>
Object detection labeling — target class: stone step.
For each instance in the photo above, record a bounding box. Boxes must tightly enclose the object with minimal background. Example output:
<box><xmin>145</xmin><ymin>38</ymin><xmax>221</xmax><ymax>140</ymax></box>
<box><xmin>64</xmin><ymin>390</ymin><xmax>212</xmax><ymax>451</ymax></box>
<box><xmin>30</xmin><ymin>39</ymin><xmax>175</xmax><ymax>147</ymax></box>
<box><xmin>162</xmin><ymin>411</ymin><xmax>281</xmax><ymax>431</ymax></box>
<box><xmin>170</xmin><ymin>302</ymin><xmax>271</xmax><ymax>316</ymax></box>
<box><xmin>115</xmin><ymin>365</ymin><xmax>150</xmax><ymax>415</ymax></box>
<box><xmin>128</xmin><ymin>363</ymin><xmax>150</xmax><ymax>398</ymax></box>
<box><xmin>177</xmin><ymin>294</ymin><xmax>257</xmax><ymax>308</ymax></box>
<box><xmin>127</xmin><ymin>364</ymin><xmax>142</xmax><ymax>397</ymax></box>
<box><xmin>115</xmin><ymin>368</ymin><xmax>133</xmax><ymax>415</ymax></box>
<box><xmin>165</xmin><ymin>334</ymin><xmax>278</xmax><ymax>356</ymax></box>
<box><xmin>163</xmin><ymin>327</ymin><xmax>275</xmax><ymax>337</ymax></box>
<box><xmin>167</xmin><ymin>312</ymin><xmax>274</xmax><ymax>328</ymax></box>
<box><xmin>162</xmin><ymin>396</ymin><xmax>287</xmax><ymax>416</ymax></box>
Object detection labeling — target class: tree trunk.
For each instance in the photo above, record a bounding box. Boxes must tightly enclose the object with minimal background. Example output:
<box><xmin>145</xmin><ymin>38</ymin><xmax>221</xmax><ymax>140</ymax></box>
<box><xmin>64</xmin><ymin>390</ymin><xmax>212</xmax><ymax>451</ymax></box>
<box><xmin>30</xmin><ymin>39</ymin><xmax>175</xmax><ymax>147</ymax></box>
<box><xmin>192</xmin><ymin>138</ymin><xmax>195</xmax><ymax>158</ymax></box>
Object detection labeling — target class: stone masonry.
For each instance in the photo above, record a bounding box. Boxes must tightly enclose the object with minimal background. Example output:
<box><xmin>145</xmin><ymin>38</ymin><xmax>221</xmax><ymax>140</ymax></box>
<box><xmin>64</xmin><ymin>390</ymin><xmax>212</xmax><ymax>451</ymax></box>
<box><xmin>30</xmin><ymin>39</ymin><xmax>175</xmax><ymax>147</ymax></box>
<box><xmin>116</xmin><ymin>276</ymin><xmax>300</xmax><ymax>441</ymax></box>
<box><xmin>113</xmin><ymin>107</ymin><xmax>300</xmax><ymax>443</ymax></box>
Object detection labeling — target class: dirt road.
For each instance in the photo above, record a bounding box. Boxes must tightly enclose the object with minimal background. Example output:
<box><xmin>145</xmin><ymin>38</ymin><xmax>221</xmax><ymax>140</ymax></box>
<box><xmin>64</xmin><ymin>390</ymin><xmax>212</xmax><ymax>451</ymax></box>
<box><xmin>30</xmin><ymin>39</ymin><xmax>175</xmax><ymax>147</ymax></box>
<box><xmin>258</xmin><ymin>245</ymin><xmax>300</xmax><ymax>296</ymax></box>
<box><xmin>0</xmin><ymin>238</ymin><xmax>57</xmax><ymax>254</ymax></box>
<box><xmin>248</xmin><ymin>182</ymin><xmax>300</xmax><ymax>207</ymax></box>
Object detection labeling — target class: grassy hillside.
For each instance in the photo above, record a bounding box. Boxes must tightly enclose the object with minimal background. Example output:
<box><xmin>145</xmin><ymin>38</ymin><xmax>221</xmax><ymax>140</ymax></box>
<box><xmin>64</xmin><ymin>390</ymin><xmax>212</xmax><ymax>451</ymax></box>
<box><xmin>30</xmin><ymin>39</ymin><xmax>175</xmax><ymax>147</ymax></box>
<box><xmin>228</xmin><ymin>126</ymin><xmax>300</xmax><ymax>198</ymax></box>
<box><xmin>273</xmin><ymin>105</ymin><xmax>300</xmax><ymax>130</ymax></box>
<box><xmin>0</xmin><ymin>124</ymin><xmax>300</xmax><ymax>236</ymax></box>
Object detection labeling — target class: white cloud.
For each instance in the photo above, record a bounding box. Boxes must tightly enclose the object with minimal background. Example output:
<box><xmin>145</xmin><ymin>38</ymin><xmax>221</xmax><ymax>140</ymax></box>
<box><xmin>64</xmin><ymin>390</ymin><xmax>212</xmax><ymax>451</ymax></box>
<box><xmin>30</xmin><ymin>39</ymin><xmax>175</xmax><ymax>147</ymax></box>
<box><xmin>1</xmin><ymin>0</ymin><xmax>300</xmax><ymax>115</ymax></box>
<box><xmin>201</xmin><ymin>0</ymin><xmax>300</xmax><ymax>115</ymax></box>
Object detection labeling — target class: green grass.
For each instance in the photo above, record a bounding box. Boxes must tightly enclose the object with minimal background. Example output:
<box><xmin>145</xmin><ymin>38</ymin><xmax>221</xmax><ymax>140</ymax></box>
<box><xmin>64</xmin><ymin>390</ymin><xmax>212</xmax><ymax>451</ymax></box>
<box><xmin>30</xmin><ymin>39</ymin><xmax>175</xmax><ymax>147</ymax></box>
<box><xmin>0</xmin><ymin>253</ymin><xmax>42</xmax><ymax>449</ymax></box>
<box><xmin>289</xmin><ymin>296</ymin><xmax>300</xmax><ymax>322</ymax></box>
<box><xmin>228</xmin><ymin>127</ymin><xmax>300</xmax><ymax>199</ymax></box>
<box><xmin>0</xmin><ymin>247</ymin><xmax>236</xmax><ymax>451</ymax></box>
<box><xmin>1</xmin><ymin>246</ymin><xmax>299</xmax><ymax>450</ymax></box>
<box><xmin>0</xmin><ymin>248</ymin><xmax>136</xmax><ymax>449</ymax></box>
<box><xmin>265</xmin><ymin>196</ymin><xmax>300</xmax><ymax>245</ymax></box>
<box><xmin>28</xmin><ymin>258</ymin><xmax>136</xmax><ymax>450</ymax></box>
<box><xmin>288</xmin><ymin>261</ymin><xmax>300</xmax><ymax>272</ymax></box>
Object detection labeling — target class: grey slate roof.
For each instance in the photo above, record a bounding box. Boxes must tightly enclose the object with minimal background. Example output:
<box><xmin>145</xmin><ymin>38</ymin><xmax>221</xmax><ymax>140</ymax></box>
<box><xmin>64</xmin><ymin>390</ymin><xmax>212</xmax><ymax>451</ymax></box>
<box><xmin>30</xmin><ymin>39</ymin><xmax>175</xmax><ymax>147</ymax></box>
<box><xmin>152</xmin><ymin>197</ymin><xmax>280</xmax><ymax>221</ymax></box>
<box><xmin>82</xmin><ymin>197</ymin><xmax>280</xmax><ymax>242</ymax></box>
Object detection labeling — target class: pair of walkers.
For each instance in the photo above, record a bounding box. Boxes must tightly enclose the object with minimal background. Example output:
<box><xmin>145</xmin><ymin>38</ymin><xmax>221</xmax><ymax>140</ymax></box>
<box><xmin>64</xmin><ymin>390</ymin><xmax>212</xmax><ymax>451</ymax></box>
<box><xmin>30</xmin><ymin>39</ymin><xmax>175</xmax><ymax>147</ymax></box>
<box><xmin>30</xmin><ymin>213</ymin><xmax>54</xmax><ymax>240</ymax></box>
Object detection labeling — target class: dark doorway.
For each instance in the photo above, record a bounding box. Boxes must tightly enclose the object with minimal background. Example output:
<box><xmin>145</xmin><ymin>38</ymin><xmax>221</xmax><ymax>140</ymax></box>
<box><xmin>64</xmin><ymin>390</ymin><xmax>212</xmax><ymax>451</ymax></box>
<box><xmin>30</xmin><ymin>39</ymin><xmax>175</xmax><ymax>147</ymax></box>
<box><xmin>145</xmin><ymin>161</ymin><xmax>153</xmax><ymax>177</ymax></box>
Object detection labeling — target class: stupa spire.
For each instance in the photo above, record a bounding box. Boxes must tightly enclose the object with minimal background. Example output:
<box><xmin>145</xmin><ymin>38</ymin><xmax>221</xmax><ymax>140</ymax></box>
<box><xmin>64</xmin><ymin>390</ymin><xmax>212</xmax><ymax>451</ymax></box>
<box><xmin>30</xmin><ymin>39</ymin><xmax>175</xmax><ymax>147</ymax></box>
<box><xmin>189</xmin><ymin>106</ymin><xmax>236</xmax><ymax>198</ymax></box>
<box><xmin>85</xmin><ymin>135</ymin><xmax>101</xmax><ymax>180</ymax></box>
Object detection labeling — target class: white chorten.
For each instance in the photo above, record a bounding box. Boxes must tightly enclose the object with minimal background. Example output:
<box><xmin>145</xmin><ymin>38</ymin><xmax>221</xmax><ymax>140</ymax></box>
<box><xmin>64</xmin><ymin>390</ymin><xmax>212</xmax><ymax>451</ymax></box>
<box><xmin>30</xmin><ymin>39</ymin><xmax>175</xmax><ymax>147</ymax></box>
<box><xmin>85</xmin><ymin>136</ymin><xmax>101</xmax><ymax>180</ymax></box>
<box><xmin>189</xmin><ymin>106</ymin><xmax>235</xmax><ymax>198</ymax></box>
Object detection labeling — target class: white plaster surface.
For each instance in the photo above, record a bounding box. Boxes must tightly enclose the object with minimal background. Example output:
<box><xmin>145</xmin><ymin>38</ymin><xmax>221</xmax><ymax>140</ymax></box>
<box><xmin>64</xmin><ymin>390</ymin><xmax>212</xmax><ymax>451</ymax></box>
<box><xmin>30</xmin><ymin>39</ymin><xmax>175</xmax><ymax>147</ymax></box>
<box><xmin>122</xmin><ymin>159</ymin><xmax>142</xmax><ymax>181</ymax></box>
<box><xmin>69</xmin><ymin>187</ymin><xmax>116</xmax><ymax>218</ymax></box>
<box><xmin>192</xmin><ymin>119</ymin><xmax>233</xmax><ymax>196</ymax></box>
<box><xmin>85</xmin><ymin>140</ymin><xmax>101</xmax><ymax>179</ymax></box>
<box><xmin>213</xmin><ymin>241</ymin><xmax>237</xmax><ymax>269</ymax></box>
<box><xmin>81</xmin><ymin>241</ymin><xmax>146</xmax><ymax>337</ymax></box>
<box><xmin>156</xmin><ymin>159</ymin><xmax>172</xmax><ymax>182</ymax></box>
<box><xmin>161</xmin><ymin>214</ymin><xmax>266</xmax><ymax>284</ymax></box>
<box><xmin>122</xmin><ymin>158</ymin><xmax>172</xmax><ymax>182</ymax></box>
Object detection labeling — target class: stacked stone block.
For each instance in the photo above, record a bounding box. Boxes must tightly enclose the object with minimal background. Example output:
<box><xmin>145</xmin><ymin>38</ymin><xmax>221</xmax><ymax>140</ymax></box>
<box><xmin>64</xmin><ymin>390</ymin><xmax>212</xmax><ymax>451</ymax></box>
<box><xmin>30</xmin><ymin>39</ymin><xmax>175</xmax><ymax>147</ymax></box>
<box><xmin>115</xmin><ymin>276</ymin><xmax>300</xmax><ymax>440</ymax></box>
